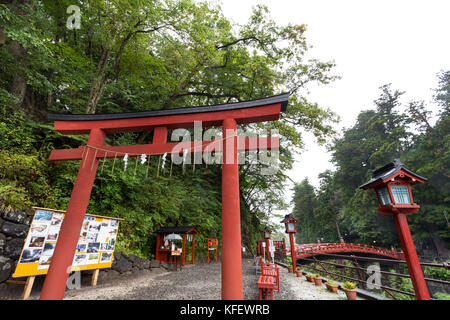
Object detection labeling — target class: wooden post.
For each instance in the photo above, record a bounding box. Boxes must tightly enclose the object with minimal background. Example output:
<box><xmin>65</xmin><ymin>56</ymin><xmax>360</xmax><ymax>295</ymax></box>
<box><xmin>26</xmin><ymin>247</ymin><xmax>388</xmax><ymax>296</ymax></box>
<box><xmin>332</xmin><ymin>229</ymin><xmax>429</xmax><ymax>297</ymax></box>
<box><xmin>192</xmin><ymin>234</ymin><xmax>196</xmax><ymax>264</ymax></box>
<box><xmin>22</xmin><ymin>276</ymin><xmax>35</xmax><ymax>300</ymax></box>
<box><xmin>182</xmin><ymin>234</ymin><xmax>186</xmax><ymax>266</ymax></box>
<box><xmin>393</xmin><ymin>212</ymin><xmax>430</xmax><ymax>300</ymax></box>
<box><xmin>91</xmin><ymin>269</ymin><xmax>100</xmax><ymax>286</ymax></box>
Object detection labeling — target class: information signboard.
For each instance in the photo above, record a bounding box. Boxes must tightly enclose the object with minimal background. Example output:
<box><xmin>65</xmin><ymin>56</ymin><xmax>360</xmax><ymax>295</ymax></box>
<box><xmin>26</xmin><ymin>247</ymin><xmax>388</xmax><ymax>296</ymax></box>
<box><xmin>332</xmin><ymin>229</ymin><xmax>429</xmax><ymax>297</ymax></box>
<box><xmin>13</xmin><ymin>207</ymin><xmax>123</xmax><ymax>278</ymax></box>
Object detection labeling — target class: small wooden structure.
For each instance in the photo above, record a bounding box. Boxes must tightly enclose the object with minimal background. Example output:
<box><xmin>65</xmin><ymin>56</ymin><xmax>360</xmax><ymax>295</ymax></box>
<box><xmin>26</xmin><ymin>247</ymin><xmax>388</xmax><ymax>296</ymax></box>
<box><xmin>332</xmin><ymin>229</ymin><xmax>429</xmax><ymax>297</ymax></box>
<box><xmin>207</xmin><ymin>238</ymin><xmax>218</xmax><ymax>263</ymax></box>
<box><xmin>155</xmin><ymin>226</ymin><xmax>199</xmax><ymax>267</ymax></box>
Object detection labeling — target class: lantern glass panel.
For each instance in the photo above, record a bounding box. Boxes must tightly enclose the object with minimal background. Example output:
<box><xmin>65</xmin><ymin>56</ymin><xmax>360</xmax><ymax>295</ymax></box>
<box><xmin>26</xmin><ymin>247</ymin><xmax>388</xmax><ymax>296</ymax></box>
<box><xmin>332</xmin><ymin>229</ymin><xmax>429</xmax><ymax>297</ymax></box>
<box><xmin>265</xmin><ymin>232</ymin><xmax>270</xmax><ymax>238</ymax></box>
<box><xmin>390</xmin><ymin>186</ymin><xmax>411</xmax><ymax>204</ymax></box>
<box><xmin>377</xmin><ymin>188</ymin><xmax>391</xmax><ymax>205</ymax></box>
<box><xmin>287</xmin><ymin>223</ymin><xmax>295</xmax><ymax>232</ymax></box>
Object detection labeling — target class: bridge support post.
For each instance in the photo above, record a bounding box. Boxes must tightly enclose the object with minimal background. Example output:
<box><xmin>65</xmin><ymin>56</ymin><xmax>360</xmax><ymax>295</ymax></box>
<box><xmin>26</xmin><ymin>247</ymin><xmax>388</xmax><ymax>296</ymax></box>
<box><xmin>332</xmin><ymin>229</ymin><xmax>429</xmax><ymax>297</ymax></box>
<box><xmin>393</xmin><ymin>213</ymin><xmax>430</xmax><ymax>300</ymax></box>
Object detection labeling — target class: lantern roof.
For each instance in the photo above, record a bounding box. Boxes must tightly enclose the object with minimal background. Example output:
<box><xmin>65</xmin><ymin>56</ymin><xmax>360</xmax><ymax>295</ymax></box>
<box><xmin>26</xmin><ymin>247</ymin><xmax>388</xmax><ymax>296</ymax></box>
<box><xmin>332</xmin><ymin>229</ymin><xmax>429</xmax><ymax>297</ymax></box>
<box><xmin>280</xmin><ymin>213</ymin><xmax>297</xmax><ymax>224</ymax></box>
<box><xmin>359</xmin><ymin>159</ymin><xmax>427</xmax><ymax>190</ymax></box>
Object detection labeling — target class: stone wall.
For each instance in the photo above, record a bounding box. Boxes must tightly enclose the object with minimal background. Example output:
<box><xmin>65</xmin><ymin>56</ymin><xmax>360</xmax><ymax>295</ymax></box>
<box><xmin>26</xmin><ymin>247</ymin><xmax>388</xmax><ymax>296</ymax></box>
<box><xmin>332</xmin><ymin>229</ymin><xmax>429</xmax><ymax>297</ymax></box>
<box><xmin>0</xmin><ymin>206</ymin><xmax>32</xmax><ymax>283</ymax></box>
<box><xmin>0</xmin><ymin>204</ymin><xmax>154</xmax><ymax>287</ymax></box>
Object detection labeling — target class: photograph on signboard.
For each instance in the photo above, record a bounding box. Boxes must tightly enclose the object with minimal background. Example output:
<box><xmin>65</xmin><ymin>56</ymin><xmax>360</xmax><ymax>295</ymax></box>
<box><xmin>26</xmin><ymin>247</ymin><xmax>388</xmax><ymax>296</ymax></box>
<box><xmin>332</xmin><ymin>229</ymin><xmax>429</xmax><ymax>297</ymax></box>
<box><xmin>87</xmin><ymin>253</ymin><xmax>99</xmax><ymax>264</ymax></box>
<box><xmin>51</xmin><ymin>213</ymin><xmax>63</xmax><ymax>226</ymax></box>
<box><xmin>47</xmin><ymin>226</ymin><xmax>59</xmax><ymax>241</ymax></box>
<box><xmin>82</xmin><ymin>220</ymin><xmax>89</xmax><ymax>231</ymax></box>
<box><xmin>108</xmin><ymin>228</ymin><xmax>118</xmax><ymax>237</ymax></box>
<box><xmin>88</xmin><ymin>221</ymin><xmax>101</xmax><ymax>232</ymax></box>
<box><xmin>76</xmin><ymin>243</ymin><xmax>87</xmax><ymax>253</ymax></box>
<box><xmin>20</xmin><ymin>248</ymin><xmax>42</xmax><ymax>263</ymax></box>
<box><xmin>86</xmin><ymin>232</ymin><xmax>98</xmax><ymax>242</ymax></box>
<box><xmin>79</xmin><ymin>231</ymin><xmax>88</xmax><ymax>241</ymax></box>
<box><xmin>87</xmin><ymin>242</ymin><xmax>100</xmax><ymax>253</ymax></box>
<box><xmin>42</xmin><ymin>242</ymin><xmax>56</xmax><ymax>256</ymax></box>
<box><xmin>38</xmin><ymin>255</ymin><xmax>52</xmax><ymax>269</ymax></box>
<box><xmin>100</xmin><ymin>252</ymin><xmax>113</xmax><ymax>263</ymax></box>
<box><xmin>34</xmin><ymin>210</ymin><xmax>53</xmax><ymax>222</ymax></box>
<box><xmin>29</xmin><ymin>236</ymin><xmax>45</xmax><ymax>247</ymax></box>
<box><xmin>30</xmin><ymin>223</ymin><xmax>48</xmax><ymax>235</ymax></box>
<box><xmin>73</xmin><ymin>254</ymin><xmax>87</xmax><ymax>266</ymax></box>
<box><xmin>106</xmin><ymin>238</ymin><xmax>116</xmax><ymax>251</ymax></box>
<box><xmin>110</xmin><ymin>219</ymin><xmax>119</xmax><ymax>227</ymax></box>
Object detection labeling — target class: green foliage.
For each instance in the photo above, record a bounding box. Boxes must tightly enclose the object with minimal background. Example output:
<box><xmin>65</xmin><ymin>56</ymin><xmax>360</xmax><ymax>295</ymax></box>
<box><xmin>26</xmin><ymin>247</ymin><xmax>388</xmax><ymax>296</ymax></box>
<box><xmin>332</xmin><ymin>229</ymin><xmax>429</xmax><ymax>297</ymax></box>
<box><xmin>291</xmin><ymin>76</ymin><xmax>450</xmax><ymax>254</ymax></box>
<box><xmin>342</xmin><ymin>281</ymin><xmax>356</xmax><ymax>290</ymax></box>
<box><xmin>0</xmin><ymin>0</ymin><xmax>340</xmax><ymax>258</ymax></box>
<box><xmin>433</xmin><ymin>292</ymin><xmax>450</xmax><ymax>300</ymax></box>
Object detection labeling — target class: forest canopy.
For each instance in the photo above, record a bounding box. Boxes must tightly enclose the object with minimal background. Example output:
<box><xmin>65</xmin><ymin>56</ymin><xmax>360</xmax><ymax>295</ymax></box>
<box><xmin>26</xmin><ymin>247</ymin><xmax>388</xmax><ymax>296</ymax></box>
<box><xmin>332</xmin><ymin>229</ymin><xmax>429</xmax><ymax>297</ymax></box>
<box><xmin>0</xmin><ymin>0</ymin><xmax>338</xmax><ymax>257</ymax></box>
<box><xmin>291</xmin><ymin>72</ymin><xmax>450</xmax><ymax>258</ymax></box>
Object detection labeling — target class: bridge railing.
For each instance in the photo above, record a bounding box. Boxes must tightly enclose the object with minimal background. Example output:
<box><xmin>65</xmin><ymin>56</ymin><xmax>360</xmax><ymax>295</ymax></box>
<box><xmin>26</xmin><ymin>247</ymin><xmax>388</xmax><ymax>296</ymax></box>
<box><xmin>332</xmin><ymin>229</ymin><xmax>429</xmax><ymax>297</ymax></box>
<box><xmin>272</xmin><ymin>242</ymin><xmax>449</xmax><ymax>299</ymax></box>
<box><xmin>294</xmin><ymin>251</ymin><xmax>450</xmax><ymax>300</ymax></box>
<box><xmin>292</xmin><ymin>242</ymin><xmax>404</xmax><ymax>260</ymax></box>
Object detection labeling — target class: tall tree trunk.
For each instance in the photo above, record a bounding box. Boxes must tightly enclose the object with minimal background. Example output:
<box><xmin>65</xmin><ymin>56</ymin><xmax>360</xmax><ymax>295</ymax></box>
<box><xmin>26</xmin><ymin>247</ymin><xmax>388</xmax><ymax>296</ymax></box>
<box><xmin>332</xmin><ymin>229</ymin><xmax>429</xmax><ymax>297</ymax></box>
<box><xmin>427</xmin><ymin>223</ymin><xmax>450</xmax><ymax>258</ymax></box>
<box><xmin>86</xmin><ymin>47</ymin><xmax>110</xmax><ymax>114</ymax></box>
<box><xmin>9</xmin><ymin>40</ymin><xmax>27</xmax><ymax>106</ymax></box>
<box><xmin>336</xmin><ymin>219</ymin><xmax>344</xmax><ymax>242</ymax></box>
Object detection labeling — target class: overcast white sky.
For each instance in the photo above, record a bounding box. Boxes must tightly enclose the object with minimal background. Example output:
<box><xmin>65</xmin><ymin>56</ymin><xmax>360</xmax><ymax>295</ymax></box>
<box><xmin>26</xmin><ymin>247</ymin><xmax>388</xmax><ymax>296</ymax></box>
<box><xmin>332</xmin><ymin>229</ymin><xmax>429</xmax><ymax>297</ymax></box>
<box><xmin>217</xmin><ymin>0</ymin><xmax>450</xmax><ymax>221</ymax></box>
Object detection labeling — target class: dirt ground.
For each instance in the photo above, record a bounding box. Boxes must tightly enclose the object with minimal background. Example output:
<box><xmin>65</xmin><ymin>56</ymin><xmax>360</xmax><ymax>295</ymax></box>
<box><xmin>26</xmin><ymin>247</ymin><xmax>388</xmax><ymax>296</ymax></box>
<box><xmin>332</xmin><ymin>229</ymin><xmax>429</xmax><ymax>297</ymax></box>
<box><xmin>1</xmin><ymin>258</ymin><xmax>360</xmax><ymax>300</ymax></box>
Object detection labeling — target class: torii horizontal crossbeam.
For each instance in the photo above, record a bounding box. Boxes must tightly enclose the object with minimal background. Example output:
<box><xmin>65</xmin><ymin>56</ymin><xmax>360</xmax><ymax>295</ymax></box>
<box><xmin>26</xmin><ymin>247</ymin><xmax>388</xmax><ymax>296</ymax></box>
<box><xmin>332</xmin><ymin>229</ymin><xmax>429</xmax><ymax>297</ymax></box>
<box><xmin>48</xmin><ymin>136</ymin><xmax>280</xmax><ymax>161</ymax></box>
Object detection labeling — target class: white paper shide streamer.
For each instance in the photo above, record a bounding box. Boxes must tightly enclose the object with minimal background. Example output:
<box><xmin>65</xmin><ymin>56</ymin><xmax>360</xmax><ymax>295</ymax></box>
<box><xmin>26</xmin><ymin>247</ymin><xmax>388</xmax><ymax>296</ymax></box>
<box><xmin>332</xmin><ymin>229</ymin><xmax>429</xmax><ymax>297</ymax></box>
<box><xmin>140</xmin><ymin>154</ymin><xmax>147</xmax><ymax>165</ymax></box>
<box><xmin>123</xmin><ymin>153</ymin><xmax>129</xmax><ymax>171</ymax></box>
<box><xmin>161</xmin><ymin>153</ymin><xmax>167</xmax><ymax>169</ymax></box>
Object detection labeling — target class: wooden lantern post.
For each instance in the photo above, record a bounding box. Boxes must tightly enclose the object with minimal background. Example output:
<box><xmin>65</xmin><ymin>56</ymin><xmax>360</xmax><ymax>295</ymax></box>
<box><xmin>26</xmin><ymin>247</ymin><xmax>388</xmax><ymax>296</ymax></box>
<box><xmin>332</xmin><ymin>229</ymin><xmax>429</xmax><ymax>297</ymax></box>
<box><xmin>360</xmin><ymin>159</ymin><xmax>430</xmax><ymax>300</ymax></box>
<box><xmin>263</xmin><ymin>227</ymin><xmax>272</xmax><ymax>260</ymax></box>
<box><xmin>281</xmin><ymin>214</ymin><xmax>298</xmax><ymax>273</ymax></box>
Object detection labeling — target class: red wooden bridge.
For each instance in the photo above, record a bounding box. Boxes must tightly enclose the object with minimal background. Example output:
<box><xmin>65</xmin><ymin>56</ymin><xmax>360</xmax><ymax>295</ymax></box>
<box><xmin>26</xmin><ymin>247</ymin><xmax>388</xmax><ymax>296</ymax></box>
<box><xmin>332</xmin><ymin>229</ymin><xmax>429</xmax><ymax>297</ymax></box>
<box><xmin>258</xmin><ymin>240</ymin><xmax>405</xmax><ymax>260</ymax></box>
<box><xmin>289</xmin><ymin>242</ymin><xmax>405</xmax><ymax>260</ymax></box>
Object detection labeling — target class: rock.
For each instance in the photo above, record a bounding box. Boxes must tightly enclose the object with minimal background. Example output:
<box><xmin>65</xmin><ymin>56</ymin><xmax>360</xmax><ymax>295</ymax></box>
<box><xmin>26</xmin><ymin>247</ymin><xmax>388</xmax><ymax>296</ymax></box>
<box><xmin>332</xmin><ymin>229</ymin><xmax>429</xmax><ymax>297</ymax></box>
<box><xmin>126</xmin><ymin>254</ymin><xmax>139</xmax><ymax>264</ymax></box>
<box><xmin>0</xmin><ymin>256</ymin><xmax>13</xmax><ymax>282</ymax></box>
<box><xmin>134</xmin><ymin>256</ymin><xmax>151</xmax><ymax>270</ymax></box>
<box><xmin>4</xmin><ymin>238</ymin><xmax>25</xmax><ymax>260</ymax></box>
<box><xmin>0</xmin><ymin>233</ymin><xmax>5</xmax><ymax>254</ymax></box>
<box><xmin>103</xmin><ymin>269</ymin><xmax>120</xmax><ymax>280</ymax></box>
<box><xmin>1</xmin><ymin>221</ymin><xmax>29</xmax><ymax>238</ymax></box>
<box><xmin>111</xmin><ymin>253</ymin><xmax>133</xmax><ymax>274</ymax></box>
<box><xmin>0</xmin><ymin>217</ymin><xmax>3</xmax><ymax>229</ymax></box>
<box><xmin>2</xmin><ymin>209</ymin><xmax>29</xmax><ymax>225</ymax></box>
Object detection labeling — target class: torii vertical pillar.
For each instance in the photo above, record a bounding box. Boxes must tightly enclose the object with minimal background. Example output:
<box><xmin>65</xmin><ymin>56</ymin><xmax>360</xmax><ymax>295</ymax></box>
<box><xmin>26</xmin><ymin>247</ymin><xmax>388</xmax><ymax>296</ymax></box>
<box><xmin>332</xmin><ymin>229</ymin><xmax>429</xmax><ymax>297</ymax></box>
<box><xmin>221</xmin><ymin>118</ymin><xmax>243</xmax><ymax>300</ymax></box>
<box><xmin>40</xmin><ymin>128</ymin><xmax>105</xmax><ymax>300</ymax></box>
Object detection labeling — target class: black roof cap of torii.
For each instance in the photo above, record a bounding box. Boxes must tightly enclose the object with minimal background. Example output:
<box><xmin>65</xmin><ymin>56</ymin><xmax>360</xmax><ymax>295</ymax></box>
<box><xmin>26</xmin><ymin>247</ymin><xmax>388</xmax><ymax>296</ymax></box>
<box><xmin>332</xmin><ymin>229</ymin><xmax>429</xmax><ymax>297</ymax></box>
<box><xmin>47</xmin><ymin>93</ymin><xmax>290</xmax><ymax>121</ymax></box>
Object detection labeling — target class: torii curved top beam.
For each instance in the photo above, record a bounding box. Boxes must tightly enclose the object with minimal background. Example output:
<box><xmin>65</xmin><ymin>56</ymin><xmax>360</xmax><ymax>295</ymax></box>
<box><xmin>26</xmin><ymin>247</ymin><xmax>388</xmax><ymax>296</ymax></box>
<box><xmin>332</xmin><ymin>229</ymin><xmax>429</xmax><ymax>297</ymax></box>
<box><xmin>47</xmin><ymin>93</ymin><xmax>290</xmax><ymax>135</ymax></box>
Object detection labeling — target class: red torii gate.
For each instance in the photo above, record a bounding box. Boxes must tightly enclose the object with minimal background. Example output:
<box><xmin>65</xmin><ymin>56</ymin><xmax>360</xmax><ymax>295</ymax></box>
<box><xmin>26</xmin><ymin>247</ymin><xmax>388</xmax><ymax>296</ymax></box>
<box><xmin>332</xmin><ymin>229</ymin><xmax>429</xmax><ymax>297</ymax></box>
<box><xmin>39</xmin><ymin>94</ymin><xmax>289</xmax><ymax>300</ymax></box>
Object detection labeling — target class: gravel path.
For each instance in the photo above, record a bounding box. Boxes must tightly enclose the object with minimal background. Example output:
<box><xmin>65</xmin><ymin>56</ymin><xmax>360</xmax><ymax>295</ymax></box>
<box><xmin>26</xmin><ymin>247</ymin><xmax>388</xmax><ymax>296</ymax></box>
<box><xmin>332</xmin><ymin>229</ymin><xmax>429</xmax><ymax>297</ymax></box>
<box><xmin>61</xmin><ymin>258</ymin><xmax>355</xmax><ymax>300</ymax></box>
